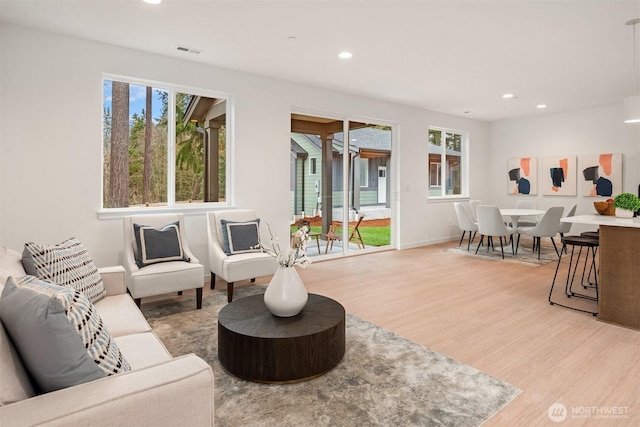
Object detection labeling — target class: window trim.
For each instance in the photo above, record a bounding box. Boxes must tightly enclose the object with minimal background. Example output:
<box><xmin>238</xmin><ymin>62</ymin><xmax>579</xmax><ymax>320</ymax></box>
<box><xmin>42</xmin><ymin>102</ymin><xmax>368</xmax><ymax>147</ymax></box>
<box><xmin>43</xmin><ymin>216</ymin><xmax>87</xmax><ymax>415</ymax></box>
<box><xmin>359</xmin><ymin>157</ymin><xmax>369</xmax><ymax>188</ymax></box>
<box><xmin>427</xmin><ymin>126</ymin><xmax>468</xmax><ymax>199</ymax></box>
<box><xmin>429</xmin><ymin>162</ymin><xmax>442</xmax><ymax>188</ymax></box>
<box><xmin>309</xmin><ymin>157</ymin><xmax>318</xmax><ymax>175</ymax></box>
<box><xmin>98</xmin><ymin>73</ymin><xmax>234</xmax><ymax>218</ymax></box>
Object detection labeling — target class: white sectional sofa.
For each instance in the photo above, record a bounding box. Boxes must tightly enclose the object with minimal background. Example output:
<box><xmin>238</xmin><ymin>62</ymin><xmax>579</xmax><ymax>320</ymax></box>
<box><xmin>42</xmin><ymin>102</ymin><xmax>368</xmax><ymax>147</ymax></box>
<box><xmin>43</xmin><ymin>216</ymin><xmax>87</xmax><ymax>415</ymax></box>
<box><xmin>0</xmin><ymin>247</ymin><xmax>214</xmax><ymax>426</ymax></box>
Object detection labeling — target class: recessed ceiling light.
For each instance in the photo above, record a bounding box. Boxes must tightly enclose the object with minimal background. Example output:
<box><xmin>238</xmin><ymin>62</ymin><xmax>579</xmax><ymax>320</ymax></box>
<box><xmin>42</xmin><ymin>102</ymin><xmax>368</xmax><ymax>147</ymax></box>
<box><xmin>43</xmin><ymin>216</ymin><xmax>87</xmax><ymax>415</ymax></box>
<box><xmin>502</xmin><ymin>93</ymin><xmax>516</xmax><ymax>99</ymax></box>
<box><xmin>537</xmin><ymin>104</ymin><xmax>548</xmax><ymax>109</ymax></box>
<box><xmin>143</xmin><ymin>0</ymin><xmax>161</xmax><ymax>4</ymax></box>
<box><xmin>338</xmin><ymin>51</ymin><xmax>353</xmax><ymax>59</ymax></box>
<box><xmin>287</xmin><ymin>36</ymin><xmax>297</xmax><ymax>42</ymax></box>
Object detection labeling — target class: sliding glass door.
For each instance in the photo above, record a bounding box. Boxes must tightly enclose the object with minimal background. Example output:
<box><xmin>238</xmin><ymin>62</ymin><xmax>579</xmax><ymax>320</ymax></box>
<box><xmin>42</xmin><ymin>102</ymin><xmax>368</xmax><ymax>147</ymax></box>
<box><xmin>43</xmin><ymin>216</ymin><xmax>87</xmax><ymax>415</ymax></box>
<box><xmin>290</xmin><ymin>113</ymin><xmax>393</xmax><ymax>257</ymax></box>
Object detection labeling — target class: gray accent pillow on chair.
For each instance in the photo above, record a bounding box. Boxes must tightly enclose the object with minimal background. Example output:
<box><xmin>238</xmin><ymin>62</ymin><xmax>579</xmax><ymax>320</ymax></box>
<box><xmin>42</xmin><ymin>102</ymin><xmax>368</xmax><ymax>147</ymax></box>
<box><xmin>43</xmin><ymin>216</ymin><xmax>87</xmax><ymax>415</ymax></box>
<box><xmin>0</xmin><ymin>276</ymin><xmax>131</xmax><ymax>393</ymax></box>
<box><xmin>133</xmin><ymin>221</ymin><xmax>190</xmax><ymax>268</ymax></box>
<box><xmin>221</xmin><ymin>219</ymin><xmax>262</xmax><ymax>255</ymax></box>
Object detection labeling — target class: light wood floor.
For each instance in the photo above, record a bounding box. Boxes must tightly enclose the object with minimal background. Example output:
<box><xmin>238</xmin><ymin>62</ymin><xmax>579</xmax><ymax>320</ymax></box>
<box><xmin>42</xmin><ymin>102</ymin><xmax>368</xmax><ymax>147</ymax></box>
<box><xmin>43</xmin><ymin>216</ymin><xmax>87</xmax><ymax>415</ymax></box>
<box><xmin>146</xmin><ymin>241</ymin><xmax>640</xmax><ymax>426</ymax></box>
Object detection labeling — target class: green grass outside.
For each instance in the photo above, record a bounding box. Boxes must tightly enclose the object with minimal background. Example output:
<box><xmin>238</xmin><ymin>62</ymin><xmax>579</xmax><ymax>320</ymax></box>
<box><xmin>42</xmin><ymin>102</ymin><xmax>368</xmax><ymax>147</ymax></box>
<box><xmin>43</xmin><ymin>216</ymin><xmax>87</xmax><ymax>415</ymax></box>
<box><xmin>291</xmin><ymin>225</ymin><xmax>391</xmax><ymax>247</ymax></box>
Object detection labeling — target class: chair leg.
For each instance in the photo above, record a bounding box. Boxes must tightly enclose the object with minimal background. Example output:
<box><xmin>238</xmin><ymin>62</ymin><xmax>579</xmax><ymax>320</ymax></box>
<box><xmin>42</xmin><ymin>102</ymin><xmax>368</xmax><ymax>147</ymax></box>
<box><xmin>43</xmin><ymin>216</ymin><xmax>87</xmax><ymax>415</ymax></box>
<box><xmin>227</xmin><ymin>282</ymin><xmax>234</xmax><ymax>303</ymax></box>
<box><xmin>498</xmin><ymin>236</ymin><xmax>505</xmax><ymax>259</ymax></box>
<box><xmin>475</xmin><ymin>235</ymin><xmax>485</xmax><ymax>254</ymax></box>
<box><xmin>134</xmin><ymin>298</ymin><xmax>141</xmax><ymax>308</ymax></box>
<box><xmin>549</xmin><ymin>245</ymin><xmax>564</xmax><ymax>303</ymax></box>
<box><xmin>210</xmin><ymin>272</ymin><xmax>216</xmax><ymax>290</ymax></box>
<box><xmin>550</xmin><ymin>237</ymin><xmax>559</xmax><ymax>257</ymax></box>
<box><xmin>196</xmin><ymin>287</ymin><xmax>203</xmax><ymax>309</ymax></box>
<box><xmin>467</xmin><ymin>231</ymin><xmax>476</xmax><ymax>251</ymax></box>
<box><xmin>459</xmin><ymin>231</ymin><xmax>466</xmax><ymax>247</ymax></box>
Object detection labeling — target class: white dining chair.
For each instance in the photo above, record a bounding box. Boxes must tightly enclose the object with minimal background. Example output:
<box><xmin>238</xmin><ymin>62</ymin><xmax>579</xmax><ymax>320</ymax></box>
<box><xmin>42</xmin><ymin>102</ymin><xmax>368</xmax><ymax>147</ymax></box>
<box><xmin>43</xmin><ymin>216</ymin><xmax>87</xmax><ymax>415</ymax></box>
<box><xmin>475</xmin><ymin>205</ymin><xmax>516</xmax><ymax>259</ymax></box>
<box><xmin>453</xmin><ymin>202</ymin><xmax>478</xmax><ymax>251</ymax></box>
<box><xmin>513</xmin><ymin>199</ymin><xmax>539</xmax><ymax>227</ymax></box>
<box><xmin>516</xmin><ymin>206</ymin><xmax>564</xmax><ymax>259</ymax></box>
<box><xmin>468</xmin><ymin>200</ymin><xmax>483</xmax><ymax>222</ymax></box>
<box><xmin>557</xmin><ymin>203</ymin><xmax>578</xmax><ymax>254</ymax></box>
<box><xmin>557</xmin><ymin>203</ymin><xmax>577</xmax><ymax>239</ymax></box>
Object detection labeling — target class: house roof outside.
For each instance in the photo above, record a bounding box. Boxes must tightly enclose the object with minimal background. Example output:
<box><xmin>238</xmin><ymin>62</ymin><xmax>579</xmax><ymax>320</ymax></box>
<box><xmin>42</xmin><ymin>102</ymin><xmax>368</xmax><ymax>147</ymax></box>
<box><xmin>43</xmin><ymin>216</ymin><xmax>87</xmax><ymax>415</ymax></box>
<box><xmin>334</xmin><ymin>127</ymin><xmax>391</xmax><ymax>152</ymax></box>
<box><xmin>290</xmin><ymin>139</ymin><xmax>308</xmax><ymax>158</ymax></box>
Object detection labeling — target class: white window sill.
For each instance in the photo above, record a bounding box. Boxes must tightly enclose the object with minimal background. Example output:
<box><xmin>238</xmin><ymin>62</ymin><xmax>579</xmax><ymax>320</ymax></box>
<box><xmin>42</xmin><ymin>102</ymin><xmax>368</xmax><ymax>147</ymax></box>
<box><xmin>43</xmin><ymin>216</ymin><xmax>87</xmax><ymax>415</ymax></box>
<box><xmin>97</xmin><ymin>203</ymin><xmax>231</xmax><ymax>220</ymax></box>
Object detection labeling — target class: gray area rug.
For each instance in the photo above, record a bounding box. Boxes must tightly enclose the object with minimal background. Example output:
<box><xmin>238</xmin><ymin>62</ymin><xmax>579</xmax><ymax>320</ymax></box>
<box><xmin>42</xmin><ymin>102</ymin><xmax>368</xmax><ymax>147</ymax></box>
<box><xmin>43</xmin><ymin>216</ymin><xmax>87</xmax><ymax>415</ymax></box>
<box><xmin>142</xmin><ymin>286</ymin><xmax>521</xmax><ymax>426</ymax></box>
<box><xmin>445</xmin><ymin>238</ymin><xmax>559</xmax><ymax>266</ymax></box>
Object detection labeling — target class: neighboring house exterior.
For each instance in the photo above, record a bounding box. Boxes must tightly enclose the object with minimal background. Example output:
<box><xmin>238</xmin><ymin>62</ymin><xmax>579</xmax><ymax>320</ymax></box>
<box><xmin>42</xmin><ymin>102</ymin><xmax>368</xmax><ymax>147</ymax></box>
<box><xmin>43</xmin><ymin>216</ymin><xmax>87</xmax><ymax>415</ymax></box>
<box><xmin>290</xmin><ymin>127</ymin><xmax>391</xmax><ymax>220</ymax></box>
<box><xmin>427</xmin><ymin>142</ymin><xmax>462</xmax><ymax>197</ymax></box>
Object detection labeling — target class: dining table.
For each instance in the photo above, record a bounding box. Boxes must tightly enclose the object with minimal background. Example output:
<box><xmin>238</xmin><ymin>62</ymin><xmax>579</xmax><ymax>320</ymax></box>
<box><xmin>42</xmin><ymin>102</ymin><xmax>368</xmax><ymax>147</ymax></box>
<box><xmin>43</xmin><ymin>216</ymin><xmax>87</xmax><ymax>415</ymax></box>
<box><xmin>499</xmin><ymin>208</ymin><xmax>545</xmax><ymax>228</ymax></box>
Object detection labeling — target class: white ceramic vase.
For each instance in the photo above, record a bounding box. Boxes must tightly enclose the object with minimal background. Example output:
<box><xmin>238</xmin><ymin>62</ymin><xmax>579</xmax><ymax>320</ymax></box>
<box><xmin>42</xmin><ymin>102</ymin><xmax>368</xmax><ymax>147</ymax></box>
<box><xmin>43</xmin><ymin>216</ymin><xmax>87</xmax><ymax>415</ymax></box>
<box><xmin>615</xmin><ymin>207</ymin><xmax>634</xmax><ymax>218</ymax></box>
<box><xmin>264</xmin><ymin>266</ymin><xmax>308</xmax><ymax>317</ymax></box>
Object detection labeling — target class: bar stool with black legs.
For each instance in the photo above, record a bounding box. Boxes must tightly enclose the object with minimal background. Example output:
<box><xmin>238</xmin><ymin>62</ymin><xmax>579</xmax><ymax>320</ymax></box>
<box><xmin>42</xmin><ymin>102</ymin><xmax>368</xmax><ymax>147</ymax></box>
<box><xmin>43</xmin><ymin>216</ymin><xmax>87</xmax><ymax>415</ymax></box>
<box><xmin>579</xmin><ymin>230</ymin><xmax>599</xmax><ymax>289</ymax></box>
<box><xmin>549</xmin><ymin>234</ymin><xmax>599</xmax><ymax>316</ymax></box>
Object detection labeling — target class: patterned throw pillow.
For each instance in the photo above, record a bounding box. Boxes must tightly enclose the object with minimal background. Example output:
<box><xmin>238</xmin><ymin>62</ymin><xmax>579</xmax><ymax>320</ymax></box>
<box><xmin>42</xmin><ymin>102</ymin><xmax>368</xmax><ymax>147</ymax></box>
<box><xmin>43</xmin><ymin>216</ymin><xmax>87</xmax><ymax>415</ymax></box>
<box><xmin>220</xmin><ymin>218</ymin><xmax>262</xmax><ymax>255</ymax></box>
<box><xmin>133</xmin><ymin>221</ymin><xmax>190</xmax><ymax>268</ymax></box>
<box><xmin>0</xmin><ymin>276</ymin><xmax>131</xmax><ymax>393</ymax></box>
<box><xmin>22</xmin><ymin>237</ymin><xmax>107</xmax><ymax>303</ymax></box>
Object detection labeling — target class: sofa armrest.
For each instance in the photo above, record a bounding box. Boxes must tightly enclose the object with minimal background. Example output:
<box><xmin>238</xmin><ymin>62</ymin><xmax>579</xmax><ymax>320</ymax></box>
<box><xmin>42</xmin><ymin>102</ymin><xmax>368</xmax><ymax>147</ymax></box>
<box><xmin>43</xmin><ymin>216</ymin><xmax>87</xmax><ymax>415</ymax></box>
<box><xmin>98</xmin><ymin>265</ymin><xmax>126</xmax><ymax>296</ymax></box>
<box><xmin>0</xmin><ymin>354</ymin><xmax>214</xmax><ymax>427</ymax></box>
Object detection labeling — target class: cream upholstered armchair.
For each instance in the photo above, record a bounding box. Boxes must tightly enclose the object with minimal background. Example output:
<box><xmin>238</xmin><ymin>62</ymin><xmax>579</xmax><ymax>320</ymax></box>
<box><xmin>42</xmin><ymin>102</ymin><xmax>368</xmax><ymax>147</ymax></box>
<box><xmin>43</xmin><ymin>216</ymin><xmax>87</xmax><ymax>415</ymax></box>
<box><xmin>206</xmin><ymin>209</ymin><xmax>278</xmax><ymax>302</ymax></box>
<box><xmin>123</xmin><ymin>213</ymin><xmax>204</xmax><ymax>309</ymax></box>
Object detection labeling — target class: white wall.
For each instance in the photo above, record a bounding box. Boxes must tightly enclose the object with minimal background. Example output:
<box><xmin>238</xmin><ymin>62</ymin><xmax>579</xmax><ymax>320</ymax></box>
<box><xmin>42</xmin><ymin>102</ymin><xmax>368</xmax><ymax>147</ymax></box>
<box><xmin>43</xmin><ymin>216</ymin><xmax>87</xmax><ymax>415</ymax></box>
<box><xmin>0</xmin><ymin>24</ymin><xmax>490</xmax><ymax>271</ymax></box>
<box><xmin>489</xmin><ymin>105</ymin><xmax>640</xmax><ymax>233</ymax></box>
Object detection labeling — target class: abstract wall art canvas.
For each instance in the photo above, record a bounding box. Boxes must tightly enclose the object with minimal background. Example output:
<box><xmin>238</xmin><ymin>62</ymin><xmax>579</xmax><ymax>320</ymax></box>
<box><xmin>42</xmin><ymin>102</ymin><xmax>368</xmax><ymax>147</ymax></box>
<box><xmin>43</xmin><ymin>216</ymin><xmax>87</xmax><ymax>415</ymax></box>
<box><xmin>580</xmin><ymin>153</ymin><xmax>622</xmax><ymax>197</ymax></box>
<box><xmin>542</xmin><ymin>156</ymin><xmax>577</xmax><ymax>196</ymax></box>
<box><xmin>507</xmin><ymin>157</ymin><xmax>537</xmax><ymax>195</ymax></box>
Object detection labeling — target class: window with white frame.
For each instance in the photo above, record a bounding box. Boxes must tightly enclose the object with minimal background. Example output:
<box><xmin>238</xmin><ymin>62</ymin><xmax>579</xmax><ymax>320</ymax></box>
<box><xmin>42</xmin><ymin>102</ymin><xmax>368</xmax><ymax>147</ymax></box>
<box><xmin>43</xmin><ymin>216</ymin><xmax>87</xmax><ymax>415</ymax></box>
<box><xmin>102</xmin><ymin>76</ymin><xmax>228</xmax><ymax>209</ymax></box>
<box><xmin>428</xmin><ymin>128</ymin><xmax>465</xmax><ymax>197</ymax></box>
<box><xmin>359</xmin><ymin>157</ymin><xmax>369</xmax><ymax>187</ymax></box>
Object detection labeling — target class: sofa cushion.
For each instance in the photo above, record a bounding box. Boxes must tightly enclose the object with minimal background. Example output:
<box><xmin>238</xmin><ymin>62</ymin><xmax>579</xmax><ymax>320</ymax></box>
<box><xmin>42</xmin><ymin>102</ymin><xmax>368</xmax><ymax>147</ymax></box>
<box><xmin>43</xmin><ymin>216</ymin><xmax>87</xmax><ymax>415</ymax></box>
<box><xmin>114</xmin><ymin>332</ymin><xmax>173</xmax><ymax>370</ymax></box>
<box><xmin>22</xmin><ymin>237</ymin><xmax>107</xmax><ymax>303</ymax></box>
<box><xmin>221</xmin><ymin>218</ymin><xmax>262</xmax><ymax>255</ymax></box>
<box><xmin>0</xmin><ymin>283</ymin><xmax>36</xmax><ymax>405</ymax></box>
<box><xmin>0</xmin><ymin>276</ymin><xmax>131</xmax><ymax>393</ymax></box>
<box><xmin>0</xmin><ymin>247</ymin><xmax>27</xmax><ymax>285</ymax></box>
<box><xmin>133</xmin><ymin>221</ymin><xmax>189</xmax><ymax>268</ymax></box>
<box><xmin>93</xmin><ymin>294</ymin><xmax>151</xmax><ymax>337</ymax></box>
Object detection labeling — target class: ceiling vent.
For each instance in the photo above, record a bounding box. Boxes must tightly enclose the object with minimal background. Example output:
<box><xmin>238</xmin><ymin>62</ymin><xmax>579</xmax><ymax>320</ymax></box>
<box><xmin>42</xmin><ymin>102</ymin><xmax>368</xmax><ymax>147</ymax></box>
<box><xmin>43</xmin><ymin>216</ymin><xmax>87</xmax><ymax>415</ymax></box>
<box><xmin>176</xmin><ymin>45</ymin><xmax>202</xmax><ymax>55</ymax></box>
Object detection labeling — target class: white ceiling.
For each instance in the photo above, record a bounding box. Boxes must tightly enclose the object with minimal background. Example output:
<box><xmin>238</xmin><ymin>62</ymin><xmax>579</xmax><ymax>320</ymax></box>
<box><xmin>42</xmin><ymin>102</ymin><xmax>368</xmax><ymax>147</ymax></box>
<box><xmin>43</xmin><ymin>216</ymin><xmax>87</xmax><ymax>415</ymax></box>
<box><xmin>1</xmin><ymin>0</ymin><xmax>639</xmax><ymax>122</ymax></box>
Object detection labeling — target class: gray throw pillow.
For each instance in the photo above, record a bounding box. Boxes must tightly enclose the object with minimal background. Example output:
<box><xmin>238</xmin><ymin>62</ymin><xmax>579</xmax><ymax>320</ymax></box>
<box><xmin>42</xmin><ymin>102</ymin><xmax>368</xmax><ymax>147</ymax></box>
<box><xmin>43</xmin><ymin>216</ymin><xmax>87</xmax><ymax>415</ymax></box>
<box><xmin>22</xmin><ymin>237</ymin><xmax>106</xmax><ymax>303</ymax></box>
<box><xmin>221</xmin><ymin>218</ymin><xmax>261</xmax><ymax>256</ymax></box>
<box><xmin>133</xmin><ymin>221</ymin><xmax>190</xmax><ymax>268</ymax></box>
<box><xmin>0</xmin><ymin>276</ymin><xmax>131</xmax><ymax>393</ymax></box>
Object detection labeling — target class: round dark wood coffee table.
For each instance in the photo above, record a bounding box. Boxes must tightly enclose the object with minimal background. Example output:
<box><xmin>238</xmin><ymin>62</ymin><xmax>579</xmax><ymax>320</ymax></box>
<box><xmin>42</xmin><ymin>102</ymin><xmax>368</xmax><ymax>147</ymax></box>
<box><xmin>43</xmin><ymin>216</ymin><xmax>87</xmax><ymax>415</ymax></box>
<box><xmin>218</xmin><ymin>293</ymin><xmax>345</xmax><ymax>383</ymax></box>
